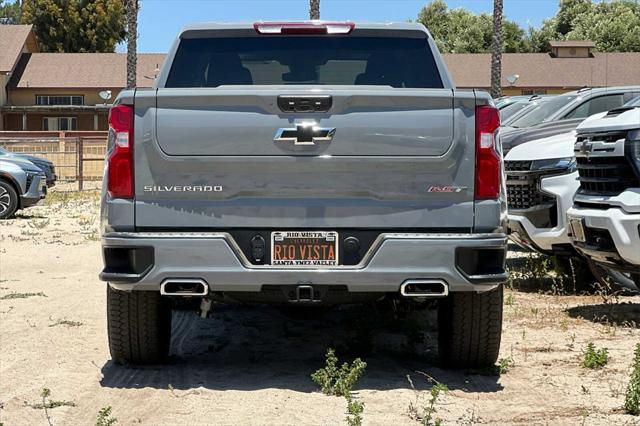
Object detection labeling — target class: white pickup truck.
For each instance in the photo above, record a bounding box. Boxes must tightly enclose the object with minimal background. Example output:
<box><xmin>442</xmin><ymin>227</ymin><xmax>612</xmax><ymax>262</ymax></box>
<box><xmin>567</xmin><ymin>105</ymin><xmax>640</xmax><ymax>292</ymax></box>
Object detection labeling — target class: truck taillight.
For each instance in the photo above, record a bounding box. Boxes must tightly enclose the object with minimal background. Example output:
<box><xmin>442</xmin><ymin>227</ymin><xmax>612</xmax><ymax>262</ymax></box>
<box><xmin>253</xmin><ymin>21</ymin><xmax>355</xmax><ymax>35</ymax></box>
<box><xmin>475</xmin><ymin>105</ymin><xmax>501</xmax><ymax>200</ymax></box>
<box><xmin>107</xmin><ymin>104</ymin><xmax>134</xmax><ymax>199</ymax></box>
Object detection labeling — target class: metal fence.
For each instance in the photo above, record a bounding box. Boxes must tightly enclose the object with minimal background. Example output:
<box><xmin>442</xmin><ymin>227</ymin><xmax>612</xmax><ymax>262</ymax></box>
<box><xmin>0</xmin><ymin>136</ymin><xmax>107</xmax><ymax>191</ymax></box>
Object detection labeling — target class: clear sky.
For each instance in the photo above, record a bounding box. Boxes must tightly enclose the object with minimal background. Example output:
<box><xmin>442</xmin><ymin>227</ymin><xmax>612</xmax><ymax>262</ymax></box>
<box><xmin>133</xmin><ymin>0</ymin><xmax>561</xmax><ymax>52</ymax></box>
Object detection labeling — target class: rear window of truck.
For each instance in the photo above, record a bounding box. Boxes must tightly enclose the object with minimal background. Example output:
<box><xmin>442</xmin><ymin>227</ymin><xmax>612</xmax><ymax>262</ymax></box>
<box><xmin>165</xmin><ymin>36</ymin><xmax>444</xmax><ymax>88</ymax></box>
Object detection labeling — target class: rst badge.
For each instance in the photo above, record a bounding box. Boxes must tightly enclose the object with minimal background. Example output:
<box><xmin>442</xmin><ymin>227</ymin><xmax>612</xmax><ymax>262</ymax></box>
<box><xmin>428</xmin><ymin>186</ymin><xmax>467</xmax><ymax>193</ymax></box>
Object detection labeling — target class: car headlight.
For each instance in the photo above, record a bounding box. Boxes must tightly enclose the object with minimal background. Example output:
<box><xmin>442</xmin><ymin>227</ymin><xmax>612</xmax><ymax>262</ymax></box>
<box><xmin>530</xmin><ymin>157</ymin><xmax>577</xmax><ymax>173</ymax></box>
<box><xmin>625</xmin><ymin>129</ymin><xmax>640</xmax><ymax>176</ymax></box>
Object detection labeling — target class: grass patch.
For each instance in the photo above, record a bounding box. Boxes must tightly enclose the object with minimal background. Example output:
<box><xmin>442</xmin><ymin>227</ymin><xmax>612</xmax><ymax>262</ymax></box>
<box><xmin>624</xmin><ymin>343</ymin><xmax>640</xmax><ymax>415</ymax></box>
<box><xmin>45</xmin><ymin>190</ymin><xmax>99</xmax><ymax>206</ymax></box>
<box><xmin>582</xmin><ymin>342</ymin><xmax>609</xmax><ymax>369</ymax></box>
<box><xmin>0</xmin><ymin>292</ymin><xmax>46</xmax><ymax>300</ymax></box>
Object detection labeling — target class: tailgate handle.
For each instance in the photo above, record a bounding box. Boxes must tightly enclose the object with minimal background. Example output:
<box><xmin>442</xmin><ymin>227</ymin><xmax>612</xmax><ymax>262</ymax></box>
<box><xmin>277</xmin><ymin>95</ymin><xmax>332</xmax><ymax>113</ymax></box>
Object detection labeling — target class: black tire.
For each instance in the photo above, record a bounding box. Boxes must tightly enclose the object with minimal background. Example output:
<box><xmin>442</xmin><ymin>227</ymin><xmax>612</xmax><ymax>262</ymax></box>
<box><xmin>107</xmin><ymin>285</ymin><xmax>172</xmax><ymax>365</ymax></box>
<box><xmin>0</xmin><ymin>180</ymin><xmax>19</xmax><ymax>219</ymax></box>
<box><xmin>438</xmin><ymin>285</ymin><xmax>503</xmax><ymax>369</ymax></box>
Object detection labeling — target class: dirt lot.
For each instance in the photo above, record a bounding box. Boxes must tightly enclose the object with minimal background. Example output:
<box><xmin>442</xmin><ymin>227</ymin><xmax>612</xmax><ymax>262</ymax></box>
<box><xmin>1</xmin><ymin>190</ymin><xmax>639</xmax><ymax>426</ymax></box>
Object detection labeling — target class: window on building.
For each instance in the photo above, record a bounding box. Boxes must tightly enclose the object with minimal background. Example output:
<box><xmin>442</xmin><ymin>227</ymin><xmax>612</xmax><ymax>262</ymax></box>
<box><xmin>36</xmin><ymin>95</ymin><xmax>84</xmax><ymax>106</ymax></box>
<box><xmin>521</xmin><ymin>90</ymin><xmax>548</xmax><ymax>95</ymax></box>
<box><xmin>43</xmin><ymin>117</ymin><xmax>77</xmax><ymax>131</ymax></box>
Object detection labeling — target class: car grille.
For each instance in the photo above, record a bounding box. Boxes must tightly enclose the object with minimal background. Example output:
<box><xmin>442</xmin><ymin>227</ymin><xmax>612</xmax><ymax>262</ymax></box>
<box><xmin>505</xmin><ymin>160</ymin><xmax>559</xmax><ymax>228</ymax></box>
<box><xmin>506</xmin><ymin>180</ymin><xmax>555</xmax><ymax>210</ymax></box>
<box><xmin>576</xmin><ymin>156</ymin><xmax>639</xmax><ymax>195</ymax></box>
<box><xmin>504</xmin><ymin>160</ymin><xmax>532</xmax><ymax>172</ymax></box>
<box><xmin>505</xmin><ymin>161</ymin><xmax>555</xmax><ymax>210</ymax></box>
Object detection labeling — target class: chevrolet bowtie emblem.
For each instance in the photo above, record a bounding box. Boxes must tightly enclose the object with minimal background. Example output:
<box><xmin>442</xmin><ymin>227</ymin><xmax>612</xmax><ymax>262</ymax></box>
<box><xmin>274</xmin><ymin>122</ymin><xmax>336</xmax><ymax>146</ymax></box>
<box><xmin>578</xmin><ymin>138</ymin><xmax>593</xmax><ymax>156</ymax></box>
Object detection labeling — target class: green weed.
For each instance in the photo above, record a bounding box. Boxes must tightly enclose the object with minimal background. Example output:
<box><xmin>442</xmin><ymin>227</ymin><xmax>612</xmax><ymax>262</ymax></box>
<box><xmin>96</xmin><ymin>406</ymin><xmax>118</xmax><ymax>426</ymax></box>
<box><xmin>582</xmin><ymin>342</ymin><xmax>609</xmax><ymax>369</ymax></box>
<box><xmin>345</xmin><ymin>395</ymin><xmax>365</xmax><ymax>426</ymax></box>
<box><xmin>407</xmin><ymin>374</ymin><xmax>449</xmax><ymax>426</ymax></box>
<box><xmin>311</xmin><ymin>348</ymin><xmax>367</xmax><ymax>397</ymax></box>
<box><xmin>624</xmin><ymin>343</ymin><xmax>640</xmax><ymax>415</ymax></box>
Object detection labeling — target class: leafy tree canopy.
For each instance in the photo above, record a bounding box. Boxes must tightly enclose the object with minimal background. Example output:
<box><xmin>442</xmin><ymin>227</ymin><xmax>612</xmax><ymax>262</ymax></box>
<box><xmin>0</xmin><ymin>0</ymin><xmax>21</xmax><ymax>24</ymax></box>
<box><xmin>417</xmin><ymin>0</ymin><xmax>640</xmax><ymax>53</ymax></box>
<box><xmin>21</xmin><ymin>0</ymin><xmax>126</xmax><ymax>52</ymax></box>
<box><xmin>417</xmin><ymin>0</ymin><xmax>526</xmax><ymax>53</ymax></box>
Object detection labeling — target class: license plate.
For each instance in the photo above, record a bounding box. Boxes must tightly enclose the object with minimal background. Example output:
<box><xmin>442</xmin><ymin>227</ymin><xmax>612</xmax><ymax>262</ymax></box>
<box><xmin>569</xmin><ymin>218</ymin><xmax>586</xmax><ymax>243</ymax></box>
<box><xmin>271</xmin><ymin>231</ymin><xmax>338</xmax><ymax>267</ymax></box>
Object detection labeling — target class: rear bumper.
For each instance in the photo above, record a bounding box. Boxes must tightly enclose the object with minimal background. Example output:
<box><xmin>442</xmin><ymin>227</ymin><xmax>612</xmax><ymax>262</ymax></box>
<box><xmin>567</xmin><ymin>206</ymin><xmax>640</xmax><ymax>270</ymax></box>
<box><xmin>100</xmin><ymin>232</ymin><xmax>507</xmax><ymax>293</ymax></box>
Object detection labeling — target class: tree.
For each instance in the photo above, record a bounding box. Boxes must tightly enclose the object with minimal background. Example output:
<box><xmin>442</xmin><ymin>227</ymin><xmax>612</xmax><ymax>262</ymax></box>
<box><xmin>0</xmin><ymin>0</ymin><xmax>21</xmax><ymax>24</ymax></box>
<box><xmin>526</xmin><ymin>18</ymin><xmax>559</xmax><ymax>53</ymax></box>
<box><xmin>417</xmin><ymin>0</ymin><xmax>525</xmax><ymax>54</ymax></box>
<box><xmin>567</xmin><ymin>0</ymin><xmax>640</xmax><ymax>52</ymax></box>
<box><xmin>309</xmin><ymin>0</ymin><xmax>319</xmax><ymax>20</ymax></box>
<box><xmin>556</xmin><ymin>0</ymin><xmax>593</xmax><ymax>35</ymax></box>
<box><xmin>125</xmin><ymin>0</ymin><xmax>137</xmax><ymax>89</ymax></box>
<box><xmin>418</xmin><ymin>0</ymin><xmax>640</xmax><ymax>54</ymax></box>
<box><xmin>490</xmin><ymin>0</ymin><xmax>503</xmax><ymax>98</ymax></box>
<box><xmin>21</xmin><ymin>0</ymin><xmax>126</xmax><ymax>53</ymax></box>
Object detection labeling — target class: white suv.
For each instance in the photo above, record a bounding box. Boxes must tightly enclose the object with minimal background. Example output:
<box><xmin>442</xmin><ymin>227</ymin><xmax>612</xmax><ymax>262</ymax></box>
<box><xmin>567</xmin><ymin>106</ymin><xmax>640</xmax><ymax>292</ymax></box>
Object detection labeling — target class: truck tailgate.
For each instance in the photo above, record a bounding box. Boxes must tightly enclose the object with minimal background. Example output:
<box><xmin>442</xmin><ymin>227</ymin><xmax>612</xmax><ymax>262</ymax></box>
<box><xmin>134</xmin><ymin>88</ymin><xmax>476</xmax><ymax>229</ymax></box>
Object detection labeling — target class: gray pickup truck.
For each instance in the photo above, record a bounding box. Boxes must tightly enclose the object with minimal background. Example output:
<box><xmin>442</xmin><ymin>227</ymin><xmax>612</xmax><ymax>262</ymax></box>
<box><xmin>100</xmin><ymin>21</ymin><xmax>507</xmax><ymax>368</ymax></box>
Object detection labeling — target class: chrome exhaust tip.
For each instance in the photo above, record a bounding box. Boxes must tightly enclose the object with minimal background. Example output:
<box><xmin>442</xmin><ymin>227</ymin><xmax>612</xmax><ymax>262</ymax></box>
<box><xmin>160</xmin><ymin>279</ymin><xmax>208</xmax><ymax>296</ymax></box>
<box><xmin>400</xmin><ymin>279</ymin><xmax>449</xmax><ymax>297</ymax></box>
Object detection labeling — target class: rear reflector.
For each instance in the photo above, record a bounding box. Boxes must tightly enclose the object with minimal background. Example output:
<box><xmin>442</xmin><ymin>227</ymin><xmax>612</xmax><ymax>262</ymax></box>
<box><xmin>107</xmin><ymin>104</ymin><xmax>134</xmax><ymax>199</ymax></box>
<box><xmin>253</xmin><ymin>21</ymin><xmax>355</xmax><ymax>35</ymax></box>
<box><xmin>475</xmin><ymin>105</ymin><xmax>501</xmax><ymax>200</ymax></box>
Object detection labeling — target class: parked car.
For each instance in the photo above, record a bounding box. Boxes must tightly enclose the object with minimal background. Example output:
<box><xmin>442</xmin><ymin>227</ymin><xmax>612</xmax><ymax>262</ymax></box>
<box><xmin>567</xmin><ymin>105</ymin><xmax>640</xmax><ymax>292</ymax></box>
<box><xmin>498</xmin><ymin>95</ymin><xmax>551</xmax><ymax>123</ymax></box>
<box><xmin>0</xmin><ymin>147</ymin><xmax>56</xmax><ymax>187</ymax></box>
<box><xmin>0</xmin><ymin>159</ymin><xmax>47</xmax><ymax>219</ymax></box>
<box><xmin>100</xmin><ymin>21</ymin><xmax>507</xmax><ymax>367</ymax></box>
<box><xmin>501</xmin><ymin>87</ymin><xmax>640</xmax><ymax>154</ymax></box>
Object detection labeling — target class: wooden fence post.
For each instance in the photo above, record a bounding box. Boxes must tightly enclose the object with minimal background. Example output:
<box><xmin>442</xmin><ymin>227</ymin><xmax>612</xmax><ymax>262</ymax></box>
<box><xmin>77</xmin><ymin>137</ymin><xmax>84</xmax><ymax>191</ymax></box>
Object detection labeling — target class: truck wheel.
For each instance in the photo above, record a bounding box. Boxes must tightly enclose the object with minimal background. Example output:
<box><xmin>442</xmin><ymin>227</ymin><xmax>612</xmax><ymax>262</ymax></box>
<box><xmin>107</xmin><ymin>285</ymin><xmax>172</xmax><ymax>365</ymax></box>
<box><xmin>437</xmin><ymin>285</ymin><xmax>503</xmax><ymax>369</ymax></box>
<box><xmin>0</xmin><ymin>180</ymin><xmax>19</xmax><ymax>219</ymax></box>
